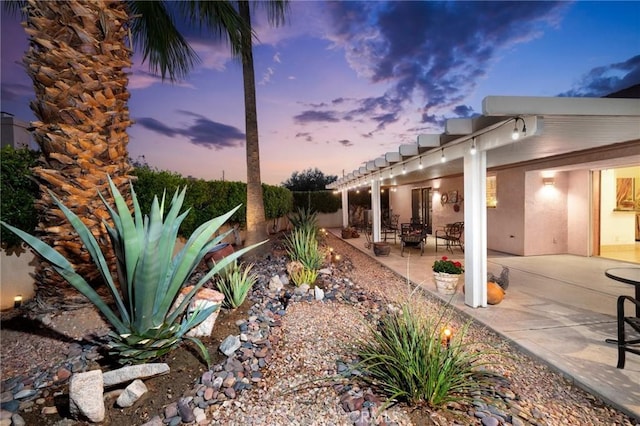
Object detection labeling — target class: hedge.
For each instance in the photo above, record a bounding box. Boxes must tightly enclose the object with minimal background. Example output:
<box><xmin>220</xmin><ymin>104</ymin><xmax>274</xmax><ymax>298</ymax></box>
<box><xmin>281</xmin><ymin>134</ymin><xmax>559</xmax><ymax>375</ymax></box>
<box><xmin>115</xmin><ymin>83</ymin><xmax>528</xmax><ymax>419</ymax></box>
<box><xmin>0</xmin><ymin>146</ymin><xmax>39</xmax><ymax>248</ymax></box>
<box><xmin>0</xmin><ymin>157</ymin><xmax>294</xmax><ymax>247</ymax></box>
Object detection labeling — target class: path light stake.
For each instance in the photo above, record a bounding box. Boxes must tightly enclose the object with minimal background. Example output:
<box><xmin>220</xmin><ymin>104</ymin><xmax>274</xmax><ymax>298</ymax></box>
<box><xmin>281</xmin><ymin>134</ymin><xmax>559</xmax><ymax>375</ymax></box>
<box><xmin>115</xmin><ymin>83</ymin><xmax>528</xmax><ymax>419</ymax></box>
<box><xmin>13</xmin><ymin>295</ymin><xmax>22</xmax><ymax>309</ymax></box>
<box><xmin>443</xmin><ymin>327</ymin><xmax>452</xmax><ymax>349</ymax></box>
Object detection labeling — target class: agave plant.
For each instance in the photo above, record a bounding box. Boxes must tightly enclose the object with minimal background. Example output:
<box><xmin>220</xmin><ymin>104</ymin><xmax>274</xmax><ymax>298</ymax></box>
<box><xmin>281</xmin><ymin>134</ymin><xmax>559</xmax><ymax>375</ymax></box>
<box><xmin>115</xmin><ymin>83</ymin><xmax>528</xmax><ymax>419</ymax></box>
<box><xmin>288</xmin><ymin>207</ymin><xmax>318</xmax><ymax>238</ymax></box>
<box><xmin>1</xmin><ymin>176</ymin><xmax>264</xmax><ymax>366</ymax></box>
<box><xmin>214</xmin><ymin>261</ymin><xmax>258</xmax><ymax>309</ymax></box>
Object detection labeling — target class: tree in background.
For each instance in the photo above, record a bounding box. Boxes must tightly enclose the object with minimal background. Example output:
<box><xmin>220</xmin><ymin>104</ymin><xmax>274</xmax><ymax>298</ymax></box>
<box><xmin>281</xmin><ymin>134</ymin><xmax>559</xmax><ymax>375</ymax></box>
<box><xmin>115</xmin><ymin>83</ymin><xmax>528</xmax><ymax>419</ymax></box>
<box><xmin>282</xmin><ymin>168</ymin><xmax>338</xmax><ymax>191</ymax></box>
<box><xmin>6</xmin><ymin>0</ymin><xmax>218</xmax><ymax>305</ymax></box>
<box><xmin>182</xmin><ymin>1</ymin><xmax>289</xmax><ymax>255</ymax></box>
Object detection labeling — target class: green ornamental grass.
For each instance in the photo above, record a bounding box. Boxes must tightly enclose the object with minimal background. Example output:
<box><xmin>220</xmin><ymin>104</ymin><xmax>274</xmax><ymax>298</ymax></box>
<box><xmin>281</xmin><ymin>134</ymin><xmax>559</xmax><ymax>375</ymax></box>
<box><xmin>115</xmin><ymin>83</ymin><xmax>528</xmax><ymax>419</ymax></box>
<box><xmin>354</xmin><ymin>303</ymin><xmax>500</xmax><ymax>409</ymax></box>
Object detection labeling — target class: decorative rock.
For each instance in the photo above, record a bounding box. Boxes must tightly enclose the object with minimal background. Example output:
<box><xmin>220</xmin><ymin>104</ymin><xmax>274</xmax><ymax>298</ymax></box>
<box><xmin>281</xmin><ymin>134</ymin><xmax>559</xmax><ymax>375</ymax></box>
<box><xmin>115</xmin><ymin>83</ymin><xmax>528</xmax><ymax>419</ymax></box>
<box><xmin>103</xmin><ymin>363</ymin><xmax>170</xmax><ymax>387</ymax></box>
<box><xmin>0</xmin><ymin>392</ymin><xmax>12</xmax><ymax>404</ymax></box>
<box><xmin>194</xmin><ymin>407</ymin><xmax>207</xmax><ymax>423</ymax></box>
<box><xmin>318</xmin><ymin>268</ymin><xmax>332</xmax><ymax>275</ymax></box>
<box><xmin>269</xmin><ymin>275</ymin><xmax>284</xmax><ymax>292</ymax></box>
<box><xmin>41</xmin><ymin>406</ymin><xmax>58</xmax><ymax>415</ymax></box>
<box><xmin>0</xmin><ymin>411</ymin><xmax>10</xmax><ymax>420</ymax></box>
<box><xmin>116</xmin><ymin>379</ymin><xmax>148</xmax><ymax>408</ymax></box>
<box><xmin>11</xmin><ymin>413</ymin><xmax>25</xmax><ymax>426</ymax></box>
<box><xmin>69</xmin><ymin>370</ymin><xmax>104</xmax><ymax>423</ymax></box>
<box><xmin>56</xmin><ymin>367</ymin><xmax>72</xmax><ymax>382</ymax></box>
<box><xmin>0</xmin><ymin>419</ymin><xmax>10</xmax><ymax>426</ymax></box>
<box><xmin>314</xmin><ymin>286</ymin><xmax>325</xmax><ymax>301</ymax></box>
<box><xmin>164</xmin><ymin>402</ymin><xmax>178</xmax><ymax>418</ymax></box>
<box><xmin>13</xmin><ymin>389</ymin><xmax>36</xmax><ymax>400</ymax></box>
<box><xmin>174</xmin><ymin>286</ymin><xmax>225</xmax><ymax>337</ymax></box>
<box><xmin>177</xmin><ymin>398</ymin><xmax>195</xmax><ymax>423</ymax></box>
<box><xmin>0</xmin><ymin>401</ymin><xmax>19</xmax><ymax>413</ymax></box>
<box><xmin>204</xmin><ymin>387</ymin><xmax>215</xmax><ymax>401</ymax></box>
<box><xmin>219</xmin><ymin>335</ymin><xmax>241</xmax><ymax>356</ymax></box>
<box><xmin>481</xmin><ymin>416</ymin><xmax>500</xmax><ymax>426</ymax></box>
<box><xmin>294</xmin><ymin>284</ymin><xmax>310</xmax><ymax>295</ymax></box>
<box><xmin>140</xmin><ymin>415</ymin><xmax>164</xmax><ymax>426</ymax></box>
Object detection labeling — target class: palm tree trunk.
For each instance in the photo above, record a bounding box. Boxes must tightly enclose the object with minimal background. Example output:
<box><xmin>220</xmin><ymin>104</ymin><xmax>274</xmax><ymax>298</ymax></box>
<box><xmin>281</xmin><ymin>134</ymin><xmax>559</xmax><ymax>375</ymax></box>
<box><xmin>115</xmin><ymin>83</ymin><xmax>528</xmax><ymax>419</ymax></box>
<box><xmin>23</xmin><ymin>0</ymin><xmax>134</xmax><ymax>304</ymax></box>
<box><xmin>238</xmin><ymin>1</ymin><xmax>268</xmax><ymax>255</ymax></box>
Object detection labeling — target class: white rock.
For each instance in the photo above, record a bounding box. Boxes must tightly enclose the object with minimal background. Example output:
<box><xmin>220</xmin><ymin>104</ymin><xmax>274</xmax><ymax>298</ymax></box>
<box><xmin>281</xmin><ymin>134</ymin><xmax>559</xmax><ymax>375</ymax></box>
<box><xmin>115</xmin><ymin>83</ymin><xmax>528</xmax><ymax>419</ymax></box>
<box><xmin>268</xmin><ymin>275</ymin><xmax>284</xmax><ymax>292</ymax></box>
<box><xmin>219</xmin><ymin>335</ymin><xmax>241</xmax><ymax>356</ymax></box>
<box><xmin>116</xmin><ymin>379</ymin><xmax>148</xmax><ymax>408</ymax></box>
<box><xmin>294</xmin><ymin>283</ymin><xmax>310</xmax><ymax>295</ymax></box>
<box><xmin>314</xmin><ymin>286</ymin><xmax>325</xmax><ymax>301</ymax></box>
<box><xmin>318</xmin><ymin>268</ymin><xmax>332</xmax><ymax>275</ymax></box>
<box><xmin>103</xmin><ymin>363</ymin><xmax>170</xmax><ymax>387</ymax></box>
<box><xmin>69</xmin><ymin>370</ymin><xmax>105</xmax><ymax>423</ymax></box>
<box><xmin>279</xmin><ymin>274</ymin><xmax>290</xmax><ymax>285</ymax></box>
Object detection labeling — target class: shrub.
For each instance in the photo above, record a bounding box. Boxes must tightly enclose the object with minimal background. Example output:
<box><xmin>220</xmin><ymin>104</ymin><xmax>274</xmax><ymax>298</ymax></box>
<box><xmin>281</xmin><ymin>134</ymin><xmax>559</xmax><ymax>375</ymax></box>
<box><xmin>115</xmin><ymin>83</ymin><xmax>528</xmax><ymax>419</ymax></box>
<box><xmin>290</xmin><ymin>266</ymin><xmax>319</xmax><ymax>287</ymax></box>
<box><xmin>214</xmin><ymin>261</ymin><xmax>258</xmax><ymax>309</ymax></box>
<box><xmin>1</xmin><ymin>176</ymin><xmax>265</xmax><ymax>366</ymax></box>
<box><xmin>285</xmin><ymin>228</ymin><xmax>323</xmax><ymax>271</ymax></box>
<box><xmin>354</xmin><ymin>303</ymin><xmax>499</xmax><ymax>408</ymax></box>
<box><xmin>0</xmin><ymin>146</ymin><xmax>39</xmax><ymax>249</ymax></box>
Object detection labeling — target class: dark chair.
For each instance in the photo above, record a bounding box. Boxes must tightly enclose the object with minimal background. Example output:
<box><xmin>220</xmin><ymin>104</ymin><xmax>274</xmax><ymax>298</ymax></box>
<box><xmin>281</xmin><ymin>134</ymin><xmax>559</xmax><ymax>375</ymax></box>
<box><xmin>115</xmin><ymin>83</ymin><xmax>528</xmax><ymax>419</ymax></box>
<box><xmin>400</xmin><ymin>224</ymin><xmax>428</xmax><ymax>256</ymax></box>
<box><xmin>435</xmin><ymin>222</ymin><xmax>464</xmax><ymax>253</ymax></box>
<box><xmin>382</xmin><ymin>214</ymin><xmax>399</xmax><ymax>243</ymax></box>
<box><xmin>616</xmin><ymin>295</ymin><xmax>640</xmax><ymax>369</ymax></box>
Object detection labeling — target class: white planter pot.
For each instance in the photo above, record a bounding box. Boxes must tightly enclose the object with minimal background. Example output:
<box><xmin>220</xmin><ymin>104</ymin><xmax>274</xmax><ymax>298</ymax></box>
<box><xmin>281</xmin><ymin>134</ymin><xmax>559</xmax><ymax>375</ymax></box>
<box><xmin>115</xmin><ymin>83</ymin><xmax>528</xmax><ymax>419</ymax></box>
<box><xmin>433</xmin><ymin>272</ymin><xmax>460</xmax><ymax>295</ymax></box>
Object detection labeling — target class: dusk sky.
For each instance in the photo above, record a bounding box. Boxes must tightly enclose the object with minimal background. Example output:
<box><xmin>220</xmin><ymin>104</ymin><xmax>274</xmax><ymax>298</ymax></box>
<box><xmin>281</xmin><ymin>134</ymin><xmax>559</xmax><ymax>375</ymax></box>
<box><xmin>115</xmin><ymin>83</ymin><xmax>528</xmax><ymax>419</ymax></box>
<box><xmin>2</xmin><ymin>1</ymin><xmax>639</xmax><ymax>185</ymax></box>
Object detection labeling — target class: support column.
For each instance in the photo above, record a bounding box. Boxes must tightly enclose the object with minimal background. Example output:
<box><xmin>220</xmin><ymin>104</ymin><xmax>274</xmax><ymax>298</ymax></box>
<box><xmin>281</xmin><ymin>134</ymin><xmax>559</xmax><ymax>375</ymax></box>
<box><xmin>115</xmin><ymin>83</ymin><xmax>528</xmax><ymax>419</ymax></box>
<box><xmin>341</xmin><ymin>189</ymin><xmax>349</xmax><ymax>228</ymax></box>
<box><xmin>463</xmin><ymin>151</ymin><xmax>487</xmax><ymax>308</ymax></box>
<box><xmin>371</xmin><ymin>179</ymin><xmax>381</xmax><ymax>242</ymax></box>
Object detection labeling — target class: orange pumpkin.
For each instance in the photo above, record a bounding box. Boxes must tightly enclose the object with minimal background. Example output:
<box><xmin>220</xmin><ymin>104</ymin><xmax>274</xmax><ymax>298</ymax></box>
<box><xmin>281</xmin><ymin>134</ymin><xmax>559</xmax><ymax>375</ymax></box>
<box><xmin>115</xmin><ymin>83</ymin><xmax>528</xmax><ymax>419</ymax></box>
<box><xmin>487</xmin><ymin>281</ymin><xmax>505</xmax><ymax>305</ymax></box>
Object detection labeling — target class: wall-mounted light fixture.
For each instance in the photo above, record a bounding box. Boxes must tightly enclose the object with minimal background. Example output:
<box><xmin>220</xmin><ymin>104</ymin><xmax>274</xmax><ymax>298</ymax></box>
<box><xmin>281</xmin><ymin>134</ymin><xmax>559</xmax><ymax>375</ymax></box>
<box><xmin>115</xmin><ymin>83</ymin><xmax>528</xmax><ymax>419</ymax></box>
<box><xmin>542</xmin><ymin>177</ymin><xmax>555</xmax><ymax>186</ymax></box>
<box><xmin>511</xmin><ymin>117</ymin><xmax>527</xmax><ymax>140</ymax></box>
<box><xmin>470</xmin><ymin>137</ymin><xmax>477</xmax><ymax>155</ymax></box>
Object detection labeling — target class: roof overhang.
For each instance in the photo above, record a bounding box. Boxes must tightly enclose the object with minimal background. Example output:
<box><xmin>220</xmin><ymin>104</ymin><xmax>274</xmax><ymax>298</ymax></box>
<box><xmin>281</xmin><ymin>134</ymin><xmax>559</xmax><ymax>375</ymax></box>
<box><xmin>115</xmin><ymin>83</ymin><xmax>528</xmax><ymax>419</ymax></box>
<box><xmin>328</xmin><ymin>95</ymin><xmax>640</xmax><ymax>190</ymax></box>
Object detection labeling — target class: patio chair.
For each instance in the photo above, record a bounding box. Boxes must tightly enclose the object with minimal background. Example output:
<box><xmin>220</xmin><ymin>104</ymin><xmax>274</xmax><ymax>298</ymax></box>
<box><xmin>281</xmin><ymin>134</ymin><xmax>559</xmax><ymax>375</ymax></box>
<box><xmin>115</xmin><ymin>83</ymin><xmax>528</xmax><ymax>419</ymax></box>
<box><xmin>435</xmin><ymin>222</ymin><xmax>464</xmax><ymax>253</ymax></box>
<box><xmin>382</xmin><ymin>214</ymin><xmax>399</xmax><ymax>243</ymax></box>
<box><xmin>616</xmin><ymin>295</ymin><xmax>640</xmax><ymax>369</ymax></box>
<box><xmin>400</xmin><ymin>224</ymin><xmax>428</xmax><ymax>256</ymax></box>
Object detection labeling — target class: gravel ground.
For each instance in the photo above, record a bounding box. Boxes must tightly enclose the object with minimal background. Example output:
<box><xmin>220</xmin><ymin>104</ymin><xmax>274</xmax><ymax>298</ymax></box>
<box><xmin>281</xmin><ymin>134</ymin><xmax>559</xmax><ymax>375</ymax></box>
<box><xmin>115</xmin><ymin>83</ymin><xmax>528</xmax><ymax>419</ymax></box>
<box><xmin>208</xmin><ymin>233</ymin><xmax>639</xmax><ymax>426</ymax></box>
<box><xmin>2</xmin><ymin>232</ymin><xmax>638</xmax><ymax>426</ymax></box>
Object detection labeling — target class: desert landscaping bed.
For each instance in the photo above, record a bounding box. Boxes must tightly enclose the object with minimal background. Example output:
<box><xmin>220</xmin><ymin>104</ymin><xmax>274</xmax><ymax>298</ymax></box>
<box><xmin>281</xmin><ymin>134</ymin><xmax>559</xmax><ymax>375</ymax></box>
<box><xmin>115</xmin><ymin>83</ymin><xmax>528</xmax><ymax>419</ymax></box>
<box><xmin>1</xmin><ymin>232</ymin><xmax>638</xmax><ymax>426</ymax></box>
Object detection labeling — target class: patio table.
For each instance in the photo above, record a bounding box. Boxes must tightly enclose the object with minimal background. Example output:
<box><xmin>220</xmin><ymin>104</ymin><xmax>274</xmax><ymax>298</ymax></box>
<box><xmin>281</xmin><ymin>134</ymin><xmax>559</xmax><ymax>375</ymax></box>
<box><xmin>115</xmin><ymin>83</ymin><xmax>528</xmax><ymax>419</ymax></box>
<box><xmin>605</xmin><ymin>267</ymin><xmax>640</xmax><ymax>317</ymax></box>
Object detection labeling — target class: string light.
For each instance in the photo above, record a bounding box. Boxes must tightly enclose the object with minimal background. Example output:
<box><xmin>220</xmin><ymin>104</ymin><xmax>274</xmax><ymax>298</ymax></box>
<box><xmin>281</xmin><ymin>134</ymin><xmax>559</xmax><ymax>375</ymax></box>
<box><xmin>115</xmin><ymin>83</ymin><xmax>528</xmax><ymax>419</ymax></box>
<box><xmin>419</xmin><ymin>157</ymin><xmax>423</xmax><ymax>169</ymax></box>
<box><xmin>440</xmin><ymin>149</ymin><xmax>446</xmax><ymax>163</ymax></box>
<box><xmin>470</xmin><ymin>137</ymin><xmax>477</xmax><ymax>155</ymax></box>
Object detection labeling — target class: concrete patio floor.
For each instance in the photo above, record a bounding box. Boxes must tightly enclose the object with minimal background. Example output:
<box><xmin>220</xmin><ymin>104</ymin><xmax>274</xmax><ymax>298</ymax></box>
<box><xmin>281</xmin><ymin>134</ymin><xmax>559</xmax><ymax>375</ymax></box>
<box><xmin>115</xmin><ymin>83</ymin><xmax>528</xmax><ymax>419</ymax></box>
<box><xmin>327</xmin><ymin>228</ymin><xmax>640</xmax><ymax>421</ymax></box>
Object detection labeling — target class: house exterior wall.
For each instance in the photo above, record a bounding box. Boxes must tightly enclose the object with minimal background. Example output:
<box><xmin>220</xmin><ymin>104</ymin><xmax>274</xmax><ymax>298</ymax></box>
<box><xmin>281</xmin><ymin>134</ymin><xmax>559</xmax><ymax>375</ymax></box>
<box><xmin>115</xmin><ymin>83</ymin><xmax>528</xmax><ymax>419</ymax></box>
<box><xmin>524</xmin><ymin>170</ymin><xmax>568</xmax><ymax>255</ymax></box>
<box><xmin>567</xmin><ymin>169</ymin><xmax>590</xmax><ymax>256</ymax></box>
<box><xmin>487</xmin><ymin>169</ymin><xmax>525</xmax><ymax>254</ymax></box>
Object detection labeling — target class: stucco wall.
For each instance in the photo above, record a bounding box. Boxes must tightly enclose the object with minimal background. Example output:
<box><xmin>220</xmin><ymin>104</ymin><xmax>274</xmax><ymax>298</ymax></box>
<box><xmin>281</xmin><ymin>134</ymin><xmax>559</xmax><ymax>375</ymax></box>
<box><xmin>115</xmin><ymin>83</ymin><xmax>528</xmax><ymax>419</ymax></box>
<box><xmin>487</xmin><ymin>169</ymin><xmax>525</xmax><ymax>255</ymax></box>
<box><xmin>432</xmin><ymin>176</ymin><xmax>465</xmax><ymax>229</ymax></box>
<box><xmin>567</xmin><ymin>169</ymin><xmax>590</xmax><ymax>255</ymax></box>
<box><xmin>524</xmin><ymin>171</ymin><xmax>568</xmax><ymax>255</ymax></box>
<box><xmin>0</xmin><ymin>246</ymin><xmax>36</xmax><ymax>310</ymax></box>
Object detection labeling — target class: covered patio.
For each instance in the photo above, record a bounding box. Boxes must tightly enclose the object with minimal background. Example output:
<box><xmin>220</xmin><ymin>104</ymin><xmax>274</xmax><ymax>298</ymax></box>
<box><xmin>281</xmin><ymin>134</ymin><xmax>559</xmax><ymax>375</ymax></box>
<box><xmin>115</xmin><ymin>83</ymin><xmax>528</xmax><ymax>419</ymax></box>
<box><xmin>328</xmin><ymin>95</ymin><xmax>640</xmax><ymax>308</ymax></box>
<box><xmin>327</xmin><ymin>228</ymin><xmax>640</xmax><ymax>420</ymax></box>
